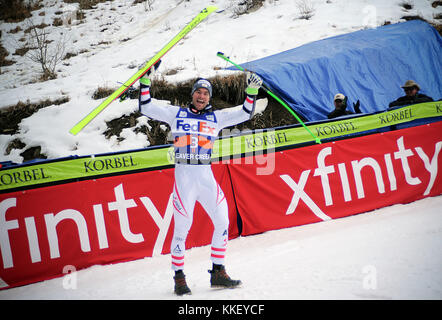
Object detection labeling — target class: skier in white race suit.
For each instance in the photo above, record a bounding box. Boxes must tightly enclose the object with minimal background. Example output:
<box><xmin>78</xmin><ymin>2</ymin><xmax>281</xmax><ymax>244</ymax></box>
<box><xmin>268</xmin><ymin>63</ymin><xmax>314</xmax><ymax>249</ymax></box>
<box><xmin>139</xmin><ymin>61</ymin><xmax>263</xmax><ymax>295</ymax></box>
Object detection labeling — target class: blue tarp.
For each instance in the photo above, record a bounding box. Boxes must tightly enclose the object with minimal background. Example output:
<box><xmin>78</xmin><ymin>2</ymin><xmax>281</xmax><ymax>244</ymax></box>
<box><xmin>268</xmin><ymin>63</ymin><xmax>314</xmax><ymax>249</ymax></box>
<box><xmin>236</xmin><ymin>20</ymin><xmax>442</xmax><ymax>121</ymax></box>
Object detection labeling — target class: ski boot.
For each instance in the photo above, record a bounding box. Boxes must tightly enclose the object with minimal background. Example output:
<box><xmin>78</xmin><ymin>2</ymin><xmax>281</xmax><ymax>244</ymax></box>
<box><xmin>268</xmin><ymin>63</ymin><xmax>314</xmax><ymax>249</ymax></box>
<box><xmin>208</xmin><ymin>264</ymin><xmax>242</xmax><ymax>289</ymax></box>
<box><xmin>174</xmin><ymin>271</ymin><xmax>191</xmax><ymax>296</ymax></box>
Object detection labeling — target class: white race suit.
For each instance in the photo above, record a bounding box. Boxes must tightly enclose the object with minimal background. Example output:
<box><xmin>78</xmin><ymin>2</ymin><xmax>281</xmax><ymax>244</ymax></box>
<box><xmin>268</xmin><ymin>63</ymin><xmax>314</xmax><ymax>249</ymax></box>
<box><xmin>139</xmin><ymin>82</ymin><xmax>256</xmax><ymax>270</ymax></box>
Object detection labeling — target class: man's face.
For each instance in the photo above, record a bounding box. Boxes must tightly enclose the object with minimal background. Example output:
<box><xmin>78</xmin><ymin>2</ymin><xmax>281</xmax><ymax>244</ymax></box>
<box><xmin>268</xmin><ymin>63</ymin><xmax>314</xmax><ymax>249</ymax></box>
<box><xmin>334</xmin><ymin>99</ymin><xmax>345</xmax><ymax>110</ymax></box>
<box><xmin>192</xmin><ymin>88</ymin><xmax>210</xmax><ymax>110</ymax></box>
<box><xmin>404</xmin><ymin>87</ymin><xmax>418</xmax><ymax>97</ymax></box>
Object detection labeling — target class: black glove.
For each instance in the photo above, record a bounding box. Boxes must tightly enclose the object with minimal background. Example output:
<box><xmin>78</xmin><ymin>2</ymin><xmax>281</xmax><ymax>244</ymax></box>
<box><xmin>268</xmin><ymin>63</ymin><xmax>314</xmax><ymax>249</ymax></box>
<box><xmin>145</xmin><ymin>59</ymin><xmax>162</xmax><ymax>77</ymax></box>
<box><xmin>343</xmin><ymin>96</ymin><xmax>348</xmax><ymax>108</ymax></box>
<box><xmin>353</xmin><ymin>100</ymin><xmax>361</xmax><ymax>113</ymax></box>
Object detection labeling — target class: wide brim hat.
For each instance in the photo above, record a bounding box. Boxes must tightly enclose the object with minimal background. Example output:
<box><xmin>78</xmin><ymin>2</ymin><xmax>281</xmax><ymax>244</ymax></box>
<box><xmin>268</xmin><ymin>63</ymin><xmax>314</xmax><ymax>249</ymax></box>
<box><xmin>401</xmin><ymin>80</ymin><xmax>420</xmax><ymax>90</ymax></box>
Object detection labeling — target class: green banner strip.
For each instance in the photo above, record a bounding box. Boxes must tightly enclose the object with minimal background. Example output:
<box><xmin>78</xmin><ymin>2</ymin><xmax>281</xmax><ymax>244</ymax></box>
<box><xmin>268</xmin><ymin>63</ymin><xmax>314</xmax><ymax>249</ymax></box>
<box><xmin>213</xmin><ymin>101</ymin><xmax>442</xmax><ymax>158</ymax></box>
<box><xmin>1</xmin><ymin>101</ymin><xmax>441</xmax><ymax>192</ymax></box>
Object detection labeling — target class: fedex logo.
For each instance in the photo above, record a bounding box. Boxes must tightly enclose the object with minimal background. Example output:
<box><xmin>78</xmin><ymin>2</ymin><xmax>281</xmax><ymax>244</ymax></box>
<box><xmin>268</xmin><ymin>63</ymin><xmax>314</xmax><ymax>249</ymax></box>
<box><xmin>176</xmin><ymin>119</ymin><xmax>216</xmax><ymax>135</ymax></box>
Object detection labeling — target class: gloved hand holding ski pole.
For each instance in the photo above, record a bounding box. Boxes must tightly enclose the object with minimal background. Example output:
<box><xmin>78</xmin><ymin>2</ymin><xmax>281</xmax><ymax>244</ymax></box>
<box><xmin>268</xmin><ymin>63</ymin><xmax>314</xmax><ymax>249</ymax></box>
<box><xmin>140</xmin><ymin>59</ymin><xmax>162</xmax><ymax>87</ymax></box>
<box><xmin>120</xmin><ymin>60</ymin><xmax>160</xmax><ymax>102</ymax></box>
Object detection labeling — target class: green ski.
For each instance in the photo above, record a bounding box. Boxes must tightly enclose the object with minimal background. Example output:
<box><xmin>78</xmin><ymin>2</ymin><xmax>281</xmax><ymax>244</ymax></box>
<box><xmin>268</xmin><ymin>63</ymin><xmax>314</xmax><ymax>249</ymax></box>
<box><xmin>69</xmin><ymin>6</ymin><xmax>218</xmax><ymax>136</ymax></box>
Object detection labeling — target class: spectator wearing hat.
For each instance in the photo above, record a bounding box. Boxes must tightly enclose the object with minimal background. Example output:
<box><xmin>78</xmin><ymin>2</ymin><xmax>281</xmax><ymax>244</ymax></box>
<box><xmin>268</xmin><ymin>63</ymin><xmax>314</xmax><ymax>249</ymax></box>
<box><xmin>327</xmin><ymin>93</ymin><xmax>361</xmax><ymax>119</ymax></box>
<box><xmin>388</xmin><ymin>80</ymin><xmax>433</xmax><ymax>108</ymax></box>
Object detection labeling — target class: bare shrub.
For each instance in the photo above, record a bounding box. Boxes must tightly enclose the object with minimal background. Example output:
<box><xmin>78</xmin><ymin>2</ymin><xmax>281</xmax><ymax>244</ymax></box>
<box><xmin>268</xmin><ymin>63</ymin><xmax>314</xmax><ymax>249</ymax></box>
<box><xmin>25</xmin><ymin>19</ymin><xmax>69</xmax><ymax>80</ymax></box>
<box><xmin>296</xmin><ymin>0</ymin><xmax>315</xmax><ymax>20</ymax></box>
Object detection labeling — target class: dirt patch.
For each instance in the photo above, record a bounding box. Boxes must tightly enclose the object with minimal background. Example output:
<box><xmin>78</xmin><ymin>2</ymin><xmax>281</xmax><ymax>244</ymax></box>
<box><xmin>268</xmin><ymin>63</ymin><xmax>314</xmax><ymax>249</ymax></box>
<box><xmin>0</xmin><ymin>96</ymin><xmax>70</xmax><ymax>135</ymax></box>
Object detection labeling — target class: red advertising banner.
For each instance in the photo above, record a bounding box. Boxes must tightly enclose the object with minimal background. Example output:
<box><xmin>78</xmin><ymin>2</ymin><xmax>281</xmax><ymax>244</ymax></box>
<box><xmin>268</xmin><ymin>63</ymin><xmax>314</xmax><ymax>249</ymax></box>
<box><xmin>0</xmin><ymin>164</ymin><xmax>238</xmax><ymax>289</ymax></box>
<box><xmin>228</xmin><ymin>122</ymin><xmax>442</xmax><ymax>236</ymax></box>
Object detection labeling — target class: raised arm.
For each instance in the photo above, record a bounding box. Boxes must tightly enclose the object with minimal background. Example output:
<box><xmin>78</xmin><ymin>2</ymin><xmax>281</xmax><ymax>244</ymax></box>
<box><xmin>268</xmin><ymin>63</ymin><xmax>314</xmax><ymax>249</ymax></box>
<box><xmin>215</xmin><ymin>72</ymin><xmax>263</xmax><ymax>129</ymax></box>
<box><xmin>139</xmin><ymin>61</ymin><xmax>179</xmax><ymax>126</ymax></box>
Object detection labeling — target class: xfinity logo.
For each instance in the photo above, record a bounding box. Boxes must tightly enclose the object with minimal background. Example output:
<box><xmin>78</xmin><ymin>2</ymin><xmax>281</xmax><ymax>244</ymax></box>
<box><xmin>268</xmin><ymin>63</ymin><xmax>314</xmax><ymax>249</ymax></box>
<box><xmin>0</xmin><ymin>184</ymin><xmax>173</xmax><ymax>270</ymax></box>
<box><xmin>176</xmin><ymin>119</ymin><xmax>215</xmax><ymax>134</ymax></box>
<box><xmin>280</xmin><ymin>136</ymin><xmax>441</xmax><ymax>220</ymax></box>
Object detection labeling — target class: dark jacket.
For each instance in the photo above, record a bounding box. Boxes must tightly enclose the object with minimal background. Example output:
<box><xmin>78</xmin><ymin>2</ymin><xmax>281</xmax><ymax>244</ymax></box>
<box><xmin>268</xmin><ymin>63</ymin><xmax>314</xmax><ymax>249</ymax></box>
<box><xmin>327</xmin><ymin>109</ymin><xmax>354</xmax><ymax>119</ymax></box>
<box><xmin>327</xmin><ymin>99</ymin><xmax>361</xmax><ymax>119</ymax></box>
<box><xmin>388</xmin><ymin>94</ymin><xmax>433</xmax><ymax>108</ymax></box>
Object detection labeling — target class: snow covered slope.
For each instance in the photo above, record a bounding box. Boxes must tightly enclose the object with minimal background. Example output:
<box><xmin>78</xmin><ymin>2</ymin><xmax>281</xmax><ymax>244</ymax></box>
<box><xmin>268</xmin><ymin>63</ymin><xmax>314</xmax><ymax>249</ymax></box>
<box><xmin>1</xmin><ymin>0</ymin><xmax>440</xmax><ymax>163</ymax></box>
<box><xmin>0</xmin><ymin>195</ymin><xmax>441</xmax><ymax>300</ymax></box>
